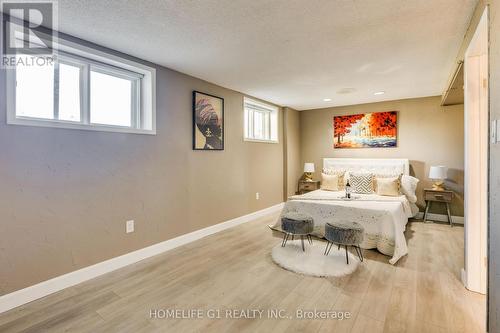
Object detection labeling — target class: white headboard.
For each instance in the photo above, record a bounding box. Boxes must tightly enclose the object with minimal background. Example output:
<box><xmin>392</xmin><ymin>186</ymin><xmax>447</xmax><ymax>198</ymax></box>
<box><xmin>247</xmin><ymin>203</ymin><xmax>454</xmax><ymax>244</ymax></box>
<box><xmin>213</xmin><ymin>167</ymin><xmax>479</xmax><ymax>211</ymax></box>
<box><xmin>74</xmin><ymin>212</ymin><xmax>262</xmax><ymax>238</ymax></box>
<box><xmin>323</xmin><ymin>158</ymin><xmax>410</xmax><ymax>176</ymax></box>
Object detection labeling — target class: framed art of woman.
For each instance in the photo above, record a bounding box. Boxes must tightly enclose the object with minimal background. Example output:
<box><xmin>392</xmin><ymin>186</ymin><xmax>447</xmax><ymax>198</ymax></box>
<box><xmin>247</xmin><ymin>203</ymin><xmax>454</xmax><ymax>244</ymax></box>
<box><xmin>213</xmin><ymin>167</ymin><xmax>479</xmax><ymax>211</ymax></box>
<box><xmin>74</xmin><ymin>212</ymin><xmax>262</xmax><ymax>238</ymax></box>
<box><xmin>193</xmin><ymin>91</ymin><xmax>224</xmax><ymax>150</ymax></box>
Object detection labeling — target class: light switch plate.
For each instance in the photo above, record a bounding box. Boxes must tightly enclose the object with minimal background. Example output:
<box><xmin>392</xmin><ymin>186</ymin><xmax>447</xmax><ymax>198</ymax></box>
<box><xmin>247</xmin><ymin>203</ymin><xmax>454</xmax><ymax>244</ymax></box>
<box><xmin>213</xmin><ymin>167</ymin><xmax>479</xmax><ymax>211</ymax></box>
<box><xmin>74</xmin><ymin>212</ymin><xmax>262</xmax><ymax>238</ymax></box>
<box><xmin>491</xmin><ymin>120</ymin><xmax>497</xmax><ymax>144</ymax></box>
<box><xmin>126</xmin><ymin>220</ymin><xmax>134</xmax><ymax>233</ymax></box>
<box><xmin>491</xmin><ymin>119</ymin><xmax>500</xmax><ymax>144</ymax></box>
<box><xmin>496</xmin><ymin>120</ymin><xmax>500</xmax><ymax>143</ymax></box>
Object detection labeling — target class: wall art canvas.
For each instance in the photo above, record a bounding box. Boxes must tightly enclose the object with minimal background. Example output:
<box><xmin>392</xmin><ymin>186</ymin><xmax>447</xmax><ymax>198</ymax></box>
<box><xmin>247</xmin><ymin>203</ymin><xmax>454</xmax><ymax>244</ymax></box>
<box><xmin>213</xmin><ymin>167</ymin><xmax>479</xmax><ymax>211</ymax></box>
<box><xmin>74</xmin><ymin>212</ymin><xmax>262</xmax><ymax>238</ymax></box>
<box><xmin>333</xmin><ymin>111</ymin><xmax>397</xmax><ymax>148</ymax></box>
<box><xmin>193</xmin><ymin>91</ymin><xmax>224</xmax><ymax>150</ymax></box>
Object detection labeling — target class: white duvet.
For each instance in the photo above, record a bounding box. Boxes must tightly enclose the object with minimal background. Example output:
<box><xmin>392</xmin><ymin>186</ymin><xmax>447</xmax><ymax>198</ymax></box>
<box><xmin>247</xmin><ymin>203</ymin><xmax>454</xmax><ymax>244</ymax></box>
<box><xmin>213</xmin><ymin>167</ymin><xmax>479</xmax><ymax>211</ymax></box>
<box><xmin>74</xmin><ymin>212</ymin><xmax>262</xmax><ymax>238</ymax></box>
<box><xmin>272</xmin><ymin>190</ymin><xmax>416</xmax><ymax>264</ymax></box>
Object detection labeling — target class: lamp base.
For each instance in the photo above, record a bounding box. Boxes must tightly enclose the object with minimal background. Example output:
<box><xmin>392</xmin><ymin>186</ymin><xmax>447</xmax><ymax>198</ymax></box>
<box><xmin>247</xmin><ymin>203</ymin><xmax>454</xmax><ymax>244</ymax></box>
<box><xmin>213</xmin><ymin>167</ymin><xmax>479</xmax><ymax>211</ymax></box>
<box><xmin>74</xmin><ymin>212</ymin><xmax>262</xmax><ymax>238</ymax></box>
<box><xmin>304</xmin><ymin>172</ymin><xmax>313</xmax><ymax>182</ymax></box>
<box><xmin>432</xmin><ymin>181</ymin><xmax>445</xmax><ymax>191</ymax></box>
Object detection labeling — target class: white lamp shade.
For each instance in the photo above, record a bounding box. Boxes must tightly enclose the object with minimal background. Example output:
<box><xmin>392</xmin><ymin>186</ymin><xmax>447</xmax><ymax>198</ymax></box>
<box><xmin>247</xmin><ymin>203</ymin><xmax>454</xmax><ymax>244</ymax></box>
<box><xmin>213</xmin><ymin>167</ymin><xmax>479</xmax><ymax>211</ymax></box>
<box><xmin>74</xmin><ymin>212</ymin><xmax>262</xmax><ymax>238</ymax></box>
<box><xmin>429</xmin><ymin>166</ymin><xmax>447</xmax><ymax>180</ymax></box>
<box><xmin>304</xmin><ymin>163</ymin><xmax>315</xmax><ymax>173</ymax></box>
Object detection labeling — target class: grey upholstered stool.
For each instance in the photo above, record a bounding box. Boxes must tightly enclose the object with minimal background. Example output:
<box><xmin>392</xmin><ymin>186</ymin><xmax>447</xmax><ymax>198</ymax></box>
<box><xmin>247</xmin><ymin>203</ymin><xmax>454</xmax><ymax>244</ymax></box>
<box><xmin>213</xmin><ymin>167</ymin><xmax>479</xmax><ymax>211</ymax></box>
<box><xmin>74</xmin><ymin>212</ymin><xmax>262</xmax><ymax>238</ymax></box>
<box><xmin>324</xmin><ymin>222</ymin><xmax>364</xmax><ymax>264</ymax></box>
<box><xmin>281</xmin><ymin>212</ymin><xmax>314</xmax><ymax>252</ymax></box>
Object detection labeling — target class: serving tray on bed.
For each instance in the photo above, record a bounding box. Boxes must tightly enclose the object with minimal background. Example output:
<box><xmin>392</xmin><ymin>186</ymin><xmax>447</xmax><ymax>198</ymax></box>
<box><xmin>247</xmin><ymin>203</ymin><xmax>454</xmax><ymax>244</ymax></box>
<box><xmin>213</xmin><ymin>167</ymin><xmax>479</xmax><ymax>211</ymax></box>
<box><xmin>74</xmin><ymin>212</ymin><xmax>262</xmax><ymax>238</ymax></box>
<box><xmin>340</xmin><ymin>196</ymin><xmax>360</xmax><ymax>201</ymax></box>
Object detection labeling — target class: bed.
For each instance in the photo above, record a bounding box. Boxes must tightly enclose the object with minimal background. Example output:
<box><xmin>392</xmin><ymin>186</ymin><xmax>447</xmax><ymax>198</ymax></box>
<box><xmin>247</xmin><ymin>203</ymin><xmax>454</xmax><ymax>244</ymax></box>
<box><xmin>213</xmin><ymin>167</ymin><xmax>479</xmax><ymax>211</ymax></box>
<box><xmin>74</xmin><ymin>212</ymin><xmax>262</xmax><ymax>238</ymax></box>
<box><xmin>271</xmin><ymin>158</ymin><xmax>419</xmax><ymax>264</ymax></box>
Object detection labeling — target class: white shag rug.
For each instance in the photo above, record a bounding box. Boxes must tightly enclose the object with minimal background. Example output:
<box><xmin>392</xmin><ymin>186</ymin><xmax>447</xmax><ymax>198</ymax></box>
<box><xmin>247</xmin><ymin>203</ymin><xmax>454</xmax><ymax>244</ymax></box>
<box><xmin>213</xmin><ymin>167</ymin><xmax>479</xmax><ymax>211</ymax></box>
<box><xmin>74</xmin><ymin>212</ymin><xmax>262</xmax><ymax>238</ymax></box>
<box><xmin>271</xmin><ymin>240</ymin><xmax>360</xmax><ymax>277</ymax></box>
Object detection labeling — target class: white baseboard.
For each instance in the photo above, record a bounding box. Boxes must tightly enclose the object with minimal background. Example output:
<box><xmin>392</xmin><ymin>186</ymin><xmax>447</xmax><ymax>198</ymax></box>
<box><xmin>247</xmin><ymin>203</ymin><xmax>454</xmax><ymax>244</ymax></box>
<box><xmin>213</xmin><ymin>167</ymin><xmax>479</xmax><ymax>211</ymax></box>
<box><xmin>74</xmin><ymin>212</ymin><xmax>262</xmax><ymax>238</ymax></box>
<box><xmin>415</xmin><ymin>212</ymin><xmax>464</xmax><ymax>224</ymax></box>
<box><xmin>0</xmin><ymin>202</ymin><xmax>285</xmax><ymax>314</ymax></box>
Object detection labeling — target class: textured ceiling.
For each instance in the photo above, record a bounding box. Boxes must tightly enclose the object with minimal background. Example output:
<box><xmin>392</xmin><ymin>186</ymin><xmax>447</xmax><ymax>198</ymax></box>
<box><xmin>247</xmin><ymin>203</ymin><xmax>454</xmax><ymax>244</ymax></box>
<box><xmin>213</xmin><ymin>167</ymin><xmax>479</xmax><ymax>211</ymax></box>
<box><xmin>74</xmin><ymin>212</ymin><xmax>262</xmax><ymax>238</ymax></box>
<box><xmin>56</xmin><ymin>0</ymin><xmax>477</xmax><ymax>110</ymax></box>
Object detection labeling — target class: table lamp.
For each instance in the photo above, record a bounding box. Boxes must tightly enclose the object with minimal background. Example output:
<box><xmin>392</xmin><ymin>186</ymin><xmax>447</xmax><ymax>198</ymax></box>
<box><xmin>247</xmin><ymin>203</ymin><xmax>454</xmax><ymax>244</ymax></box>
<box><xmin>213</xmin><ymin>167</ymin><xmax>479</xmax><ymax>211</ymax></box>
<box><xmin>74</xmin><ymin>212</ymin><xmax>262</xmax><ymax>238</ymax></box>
<box><xmin>303</xmin><ymin>163</ymin><xmax>315</xmax><ymax>182</ymax></box>
<box><xmin>429</xmin><ymin>166</ymin><xmax>447</xmax><ymax>191</ymax></box>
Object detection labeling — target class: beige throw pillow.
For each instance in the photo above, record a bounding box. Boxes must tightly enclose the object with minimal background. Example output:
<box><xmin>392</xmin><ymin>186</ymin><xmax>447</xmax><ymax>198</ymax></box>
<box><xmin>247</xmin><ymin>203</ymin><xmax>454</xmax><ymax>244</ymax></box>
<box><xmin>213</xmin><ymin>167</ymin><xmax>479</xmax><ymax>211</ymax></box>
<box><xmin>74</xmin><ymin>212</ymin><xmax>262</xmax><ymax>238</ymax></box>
<box><xmin>321</xmin><ymin>173</ymin><xmax>339</xmax><ymax>191</ymax></box>
<box><xmin>322</xmin><ymin>168</ymin><xmax>345</xmax><ymax>189</ymax></box>
<box><xmin>374</xmin><ymin>173</ymin><xmax>402</xmax><ymax>193</ymax></box>
<box><xmin>375</xmin><ymin>176</ymin><xmax>400</xmax><ymax>196</ymax></box>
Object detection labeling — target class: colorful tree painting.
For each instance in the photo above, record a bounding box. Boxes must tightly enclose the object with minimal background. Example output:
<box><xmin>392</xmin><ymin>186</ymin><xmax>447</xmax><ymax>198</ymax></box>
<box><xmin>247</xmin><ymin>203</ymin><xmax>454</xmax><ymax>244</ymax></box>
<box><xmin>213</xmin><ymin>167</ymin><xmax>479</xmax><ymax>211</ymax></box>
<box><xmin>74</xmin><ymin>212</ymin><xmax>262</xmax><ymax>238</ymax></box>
<box><xmin>368</xmin><ymin>111</ymin><xmax>397</xmax><ymax>137</ymax></box>
<box><xmin>333</xmin><ymin>111</ymin><xmax>397</xmax><ymax>148</ymax></box>
<box><xmin>333</xmin><ymin>114</ymin><xmax>364</xmax><ymax>144</ymax></box>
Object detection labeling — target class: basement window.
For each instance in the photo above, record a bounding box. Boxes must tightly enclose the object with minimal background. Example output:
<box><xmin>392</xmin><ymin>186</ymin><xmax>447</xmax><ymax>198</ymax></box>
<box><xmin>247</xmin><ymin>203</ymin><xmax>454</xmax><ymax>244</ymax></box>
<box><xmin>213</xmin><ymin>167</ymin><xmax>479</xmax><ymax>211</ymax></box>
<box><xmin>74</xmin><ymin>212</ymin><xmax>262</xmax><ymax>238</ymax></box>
<box><xmin>6</xmin><ymin>32</ymin><xmax>156</xmax><ymax>135</ymax></box>
<box><xmin>244</xmin><ymin>97</ymin><xmax>278</xmax><ymax>143</ymax></box>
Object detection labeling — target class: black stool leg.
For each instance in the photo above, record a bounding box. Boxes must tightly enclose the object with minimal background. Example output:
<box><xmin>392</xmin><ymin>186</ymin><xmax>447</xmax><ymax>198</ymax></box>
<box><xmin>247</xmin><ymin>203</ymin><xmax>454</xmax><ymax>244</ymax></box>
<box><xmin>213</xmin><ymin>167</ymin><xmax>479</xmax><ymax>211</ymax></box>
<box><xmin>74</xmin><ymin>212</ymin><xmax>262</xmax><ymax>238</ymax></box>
<box><xmin>301</xmin><ymin>236</ymin><xmax>305</xmax><ymax>252</ymax></box>
<box><xmin>291</xmin><ymin>234</ymin><xmax>294</xmax><ymax>241</ymax></box>
<box><xmin>338</xmin><ymin>244</ymin><xmax>341</xmax><ymax>251</ymax></box>
<box><xmin>355</xmin><ymin>246</ymin><xmax>364</xmax><ymax>262</ymax></box>
<box><xmin>281</xmin><ymin>233</ymin><xmax>289</xmax><ymax>247</ymax></box>
<box><xmin>307</xmin><ymin>234</ymin><xmax>313</xmax><ymax>245</ymax></box>
<box><xmin>345</xmin><ymin>245</ymin><xmax>349</xmax><ymax>265</ymax></box>
<box><xmin>325</xmin><ymin>241</ymin><xmax>334</xmax><ymax>255</ymax></box>
<box><xmin>326</xmin><ymin>242</ymin><xmax>333</xmax><ymax>255</ymax></box>
<box><xmin>358</xmin><ymin>246</ymin><xmax>364</xmax><ymax>262</ymax></box>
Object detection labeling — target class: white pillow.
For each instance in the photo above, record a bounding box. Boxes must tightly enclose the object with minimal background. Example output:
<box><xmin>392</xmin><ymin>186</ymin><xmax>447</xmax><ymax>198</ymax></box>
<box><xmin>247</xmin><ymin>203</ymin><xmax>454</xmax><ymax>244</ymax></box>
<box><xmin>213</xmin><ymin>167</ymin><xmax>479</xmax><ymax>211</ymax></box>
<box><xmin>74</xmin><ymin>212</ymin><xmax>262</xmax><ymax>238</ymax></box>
<box><xmin>401</xmin><ymin>175</ymin><xmax>419</xmax><ymax>203</ymax></box>
<box><xmin>321</xmin><ymin>173</ymin><xmax>339</xmax><ymax>191</ymax></box>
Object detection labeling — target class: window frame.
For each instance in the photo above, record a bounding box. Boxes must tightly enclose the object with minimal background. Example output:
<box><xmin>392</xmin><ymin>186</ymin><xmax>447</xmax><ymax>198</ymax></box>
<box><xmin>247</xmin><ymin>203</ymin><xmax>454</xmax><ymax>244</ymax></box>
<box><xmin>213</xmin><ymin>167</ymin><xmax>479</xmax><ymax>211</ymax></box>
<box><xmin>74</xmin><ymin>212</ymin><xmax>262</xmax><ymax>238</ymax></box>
<box><xmin>55</xmin><ymin>57</ymin><xmax>86</xmax><ymax>123</ymax></box>
<box><xmin>88</xmin><ymin>60</ymin><xmax>142</xmax><ymax>128</ymax></box>
<box><xmin>6</xmin><ymin>30</ymin><xmax>156</xmax><ymax>135</ymax></box>
<box><xmin>243</xmin><ymin>97</ymin><xmax>279</xmax><ymax>143</ymax></box>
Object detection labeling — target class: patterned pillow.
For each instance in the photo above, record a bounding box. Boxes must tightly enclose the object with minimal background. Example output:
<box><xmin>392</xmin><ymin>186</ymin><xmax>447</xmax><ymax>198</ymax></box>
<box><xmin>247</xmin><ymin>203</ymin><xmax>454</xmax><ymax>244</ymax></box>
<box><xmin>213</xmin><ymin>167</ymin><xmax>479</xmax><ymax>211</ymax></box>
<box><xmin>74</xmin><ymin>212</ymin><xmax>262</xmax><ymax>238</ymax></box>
<box><xmin>322</xmin><ymin>168</ymin><xmax>345</xmax><ymax>189</ymax></box>
<box><xmin>349</xmin><ymin>173</ymin><xmax>374</xmax><ymax>194</ymax></box>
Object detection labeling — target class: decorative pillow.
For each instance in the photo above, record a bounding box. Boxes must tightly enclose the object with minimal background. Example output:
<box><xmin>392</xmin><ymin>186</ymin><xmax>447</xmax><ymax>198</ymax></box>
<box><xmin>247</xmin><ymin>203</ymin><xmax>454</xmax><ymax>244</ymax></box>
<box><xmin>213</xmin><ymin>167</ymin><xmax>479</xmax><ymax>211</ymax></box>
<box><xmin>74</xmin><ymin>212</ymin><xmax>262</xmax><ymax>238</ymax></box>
<box><xmin>349</xmin><ymin>173</ymin><xmax>374</xmax><ymax>194</ymax></box>
<box><xmin>375</xmin><ymin>176</ymin><xmax>400</xmax><ymax>196</ymax></box>
<box><xmin>374</xmin><ymin>173</ymin><xmax>402</xmax><ymax>193</ymax></box>
<box><xmin>401</xmin><ymin>175</ymin><xmax>419</xmax><ymax>203</ymax></box>
<box><xmin>322</xmin><ymin>168</ymin><xmax>345</xmax><ymax>189</ymax></box>
<box><xmin>321</xmin><ymin>173</ymin><xmax>339</xmax><ymax>191</ymax></box>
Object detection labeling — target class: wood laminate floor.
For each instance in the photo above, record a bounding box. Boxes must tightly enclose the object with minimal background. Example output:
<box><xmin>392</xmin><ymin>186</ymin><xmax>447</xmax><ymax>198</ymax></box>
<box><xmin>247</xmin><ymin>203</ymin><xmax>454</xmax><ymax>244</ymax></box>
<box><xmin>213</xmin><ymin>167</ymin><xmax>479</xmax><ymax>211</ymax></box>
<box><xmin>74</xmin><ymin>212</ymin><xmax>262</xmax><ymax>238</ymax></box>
<box><xmin>0</xmin><ymin>213</ymin><xmax>486</xmax><ymax>333</ymax></box>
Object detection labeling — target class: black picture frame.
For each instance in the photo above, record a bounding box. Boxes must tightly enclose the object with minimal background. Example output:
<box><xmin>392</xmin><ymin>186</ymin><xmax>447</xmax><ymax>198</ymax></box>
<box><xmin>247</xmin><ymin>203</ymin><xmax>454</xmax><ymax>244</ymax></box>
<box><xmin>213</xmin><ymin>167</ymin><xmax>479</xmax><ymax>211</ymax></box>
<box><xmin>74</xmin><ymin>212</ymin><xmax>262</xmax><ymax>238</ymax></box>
<box><xmin>192</xmin><ymin>91</ymin><xmax>224</xmax><ymax>150</ymax></box>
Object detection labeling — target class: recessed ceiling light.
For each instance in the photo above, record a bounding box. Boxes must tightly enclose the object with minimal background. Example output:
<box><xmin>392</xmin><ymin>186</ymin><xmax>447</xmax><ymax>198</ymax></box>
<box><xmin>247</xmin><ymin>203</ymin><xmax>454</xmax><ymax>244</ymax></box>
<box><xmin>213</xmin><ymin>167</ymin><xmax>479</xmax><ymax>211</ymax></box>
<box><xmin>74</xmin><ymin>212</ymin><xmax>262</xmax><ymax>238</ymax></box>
<box><xmin>374</xmin><ymin>91</ymin><xmax>385</xmax><ymax>95</ymax></box>
<box><xmin>323</xmin><ymin>98</ymin><xmax>332</xmax><ymax>102</ymax></box>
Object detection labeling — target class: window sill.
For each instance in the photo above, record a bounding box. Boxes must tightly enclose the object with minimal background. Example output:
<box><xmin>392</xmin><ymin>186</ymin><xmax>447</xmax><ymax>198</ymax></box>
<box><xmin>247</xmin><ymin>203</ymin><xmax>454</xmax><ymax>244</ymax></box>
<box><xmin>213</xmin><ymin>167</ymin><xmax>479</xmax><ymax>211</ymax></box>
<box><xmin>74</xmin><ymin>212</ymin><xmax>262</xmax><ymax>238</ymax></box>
<box><xmin>7</xmin><ymin>117</ymin><xmax>156</xmax><ymax>135</ymax></box>
<box><xmin>243</xmin><ymin>138</ymin><xmax>279</xmax><ymax>144</ymax></box>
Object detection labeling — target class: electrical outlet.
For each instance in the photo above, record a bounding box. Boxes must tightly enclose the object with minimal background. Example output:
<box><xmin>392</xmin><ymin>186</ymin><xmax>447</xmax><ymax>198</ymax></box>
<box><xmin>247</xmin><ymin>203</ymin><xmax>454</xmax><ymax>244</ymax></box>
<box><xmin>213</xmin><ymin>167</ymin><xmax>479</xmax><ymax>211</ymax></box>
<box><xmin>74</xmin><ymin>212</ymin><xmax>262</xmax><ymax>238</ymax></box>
<box><xmin>126</xmin><ymin>220</ymin><xmax>134</xmax><ymax>233</ymax></box>
<box><xmin>256</xmin><ymin>192</ymin><xmax>260</xmax><ymax>200</ymax></box>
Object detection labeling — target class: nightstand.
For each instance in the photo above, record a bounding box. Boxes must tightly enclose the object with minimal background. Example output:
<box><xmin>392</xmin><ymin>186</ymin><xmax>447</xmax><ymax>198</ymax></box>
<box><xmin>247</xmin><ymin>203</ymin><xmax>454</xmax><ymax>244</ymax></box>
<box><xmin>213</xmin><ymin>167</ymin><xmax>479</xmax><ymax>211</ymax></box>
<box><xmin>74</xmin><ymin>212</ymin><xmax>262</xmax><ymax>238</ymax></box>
<box><xmin>298</xmin><ymin>180</ymin><xmax>320</xmax><ymax>194</ymax></box>
<box><xmin>423</xmin><ymin>189</ymin><xmax>454</xmax><ymax>226</ymax></box>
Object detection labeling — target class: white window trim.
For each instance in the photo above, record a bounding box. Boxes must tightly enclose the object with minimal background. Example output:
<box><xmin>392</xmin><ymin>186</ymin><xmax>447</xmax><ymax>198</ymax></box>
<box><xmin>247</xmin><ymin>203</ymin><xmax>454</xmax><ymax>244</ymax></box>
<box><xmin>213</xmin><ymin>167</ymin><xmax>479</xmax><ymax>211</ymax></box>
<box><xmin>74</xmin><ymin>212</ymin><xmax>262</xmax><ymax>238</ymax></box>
<box><xmin>243</xmin><ymin>97</ymin><xmax>279</xmax><ymax>143</ymax></box>
<box><xmin>6</xmin><ymin>31</ymin><xmax>157</xmax><ymax>135</ymax></box>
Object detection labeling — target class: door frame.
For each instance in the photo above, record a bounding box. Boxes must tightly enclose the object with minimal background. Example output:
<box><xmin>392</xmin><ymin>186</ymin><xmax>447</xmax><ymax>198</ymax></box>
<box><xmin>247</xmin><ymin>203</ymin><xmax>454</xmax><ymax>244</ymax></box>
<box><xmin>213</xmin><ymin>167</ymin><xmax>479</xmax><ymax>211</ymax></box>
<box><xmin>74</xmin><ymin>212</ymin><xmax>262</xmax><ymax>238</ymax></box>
<box><xmin>463</xmin><ymin>6</ymin><xmax>489</xmax><ymax>294</ymax></box>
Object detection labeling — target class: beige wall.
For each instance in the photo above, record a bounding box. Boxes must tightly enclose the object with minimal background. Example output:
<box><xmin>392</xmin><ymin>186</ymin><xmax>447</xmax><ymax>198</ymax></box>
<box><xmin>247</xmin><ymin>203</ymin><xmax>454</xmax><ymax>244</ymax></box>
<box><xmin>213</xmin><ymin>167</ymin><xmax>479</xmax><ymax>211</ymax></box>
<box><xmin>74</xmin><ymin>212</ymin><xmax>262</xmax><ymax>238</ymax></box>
<box><xmin>283</xmin><ymin>107</ymin><xmax>302</xmax><ymax>198</ymax></box>
<box><xmin>300</xmin><ymin>96</ymin><xmax>464</xmax><ymax>216</ymax></box>
<box><xmin>0</xmin><ymin>43</ymin><xmax>284</xmax><ymax>294</ymax></box>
